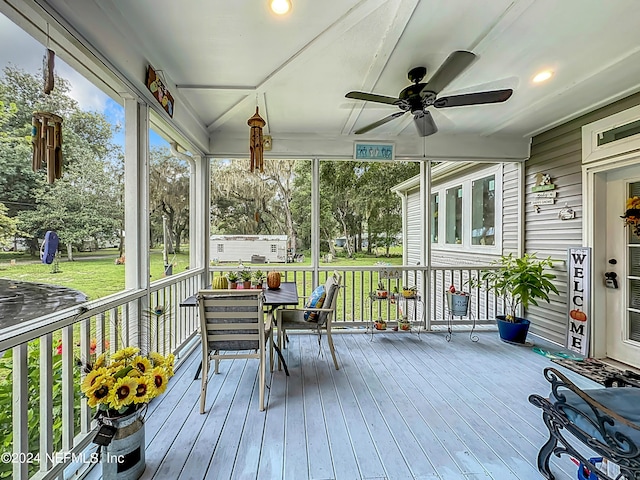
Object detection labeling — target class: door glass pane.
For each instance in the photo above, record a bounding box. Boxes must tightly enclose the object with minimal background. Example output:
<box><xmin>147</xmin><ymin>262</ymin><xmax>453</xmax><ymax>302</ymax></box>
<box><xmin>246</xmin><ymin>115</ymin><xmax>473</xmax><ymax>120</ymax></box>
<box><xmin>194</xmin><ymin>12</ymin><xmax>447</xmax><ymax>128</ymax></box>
<box><xmin>627</xmin><ymin>181</ymin><xmax>640</xmax><ymax>343</ymax></box>
<box><xmin>471</xmin><ymin>175</ymin><xmax>495</xmax><ymax>245</ymax></box>
<box><xmin>445</xmin><ymin>186</ymin><xmax>462</xmax><ymax>244</ymax></box>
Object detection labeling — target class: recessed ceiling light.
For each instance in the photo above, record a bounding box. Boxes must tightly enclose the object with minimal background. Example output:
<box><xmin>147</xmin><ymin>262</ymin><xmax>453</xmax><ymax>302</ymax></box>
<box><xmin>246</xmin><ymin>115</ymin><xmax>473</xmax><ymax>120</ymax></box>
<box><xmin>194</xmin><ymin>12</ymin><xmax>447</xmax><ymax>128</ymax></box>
<box><xmin>532</xmin><ymin>70</ymin><xmax>553</xmax><ymax>83</ymax></box>
<box><xmin>270</xmin><ymin>0</ymin><xmax>292</xmax><ymax>15</ymax></box>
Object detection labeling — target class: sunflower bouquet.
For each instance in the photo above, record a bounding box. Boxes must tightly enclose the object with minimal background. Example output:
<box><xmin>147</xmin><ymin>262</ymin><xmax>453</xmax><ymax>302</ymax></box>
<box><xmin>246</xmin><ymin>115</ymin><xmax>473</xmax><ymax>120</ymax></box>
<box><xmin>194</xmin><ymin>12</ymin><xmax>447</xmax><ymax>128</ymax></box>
<box><xmin>80</xmin><ymin>346</ymin><xmax>175</xmax><ymax>417</ymax></box>
<box><xmin>621</xmin><ymin>196</ymin><xmax>640</xmax><ymax>236</ymax></box>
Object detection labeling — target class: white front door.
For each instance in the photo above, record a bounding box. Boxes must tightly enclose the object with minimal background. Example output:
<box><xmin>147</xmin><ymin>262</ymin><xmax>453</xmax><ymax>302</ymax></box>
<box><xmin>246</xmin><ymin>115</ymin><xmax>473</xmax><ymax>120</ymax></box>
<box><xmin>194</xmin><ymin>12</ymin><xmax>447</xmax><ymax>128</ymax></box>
<box><xmin>605</xmin><ymin>165</ymin><xmax>640</xmax><ymax>368</ymax></box>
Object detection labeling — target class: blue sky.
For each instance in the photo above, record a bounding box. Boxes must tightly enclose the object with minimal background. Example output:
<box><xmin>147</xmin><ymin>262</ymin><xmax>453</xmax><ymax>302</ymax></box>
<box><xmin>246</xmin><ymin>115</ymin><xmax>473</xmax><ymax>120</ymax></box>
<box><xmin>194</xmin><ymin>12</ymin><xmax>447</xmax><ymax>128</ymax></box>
<box><xmin>0</xmin><ymin>13</ymin><xmax>166</xmax><ymax>149</ymax></box>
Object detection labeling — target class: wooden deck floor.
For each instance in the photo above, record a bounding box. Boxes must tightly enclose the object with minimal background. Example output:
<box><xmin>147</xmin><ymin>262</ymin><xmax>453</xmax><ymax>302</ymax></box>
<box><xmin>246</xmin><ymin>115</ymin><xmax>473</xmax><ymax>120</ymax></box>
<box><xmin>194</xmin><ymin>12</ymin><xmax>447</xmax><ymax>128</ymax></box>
<box><xmin>88</xmin><ymin>330</ymin><xmax>600</xmax><ymax>480</ymax></box>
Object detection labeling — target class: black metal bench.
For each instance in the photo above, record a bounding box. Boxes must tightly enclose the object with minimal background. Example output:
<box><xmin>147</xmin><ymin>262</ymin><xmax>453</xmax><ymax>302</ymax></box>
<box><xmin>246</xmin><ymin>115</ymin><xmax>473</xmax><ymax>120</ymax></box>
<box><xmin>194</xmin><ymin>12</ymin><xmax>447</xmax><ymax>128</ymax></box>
<box><xmin>529</xmin><ymin>367</ymin><xmax>640</xmax><ymax>480</ymax></box>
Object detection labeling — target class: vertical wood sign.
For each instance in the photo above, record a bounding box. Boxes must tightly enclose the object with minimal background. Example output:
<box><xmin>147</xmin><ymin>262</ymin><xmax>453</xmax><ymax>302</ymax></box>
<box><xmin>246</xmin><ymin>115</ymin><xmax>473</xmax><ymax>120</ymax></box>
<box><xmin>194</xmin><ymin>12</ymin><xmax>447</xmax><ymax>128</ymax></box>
<box><xmin>566</xmin><ymin>247</ymin><xmax>590</xmax><ymax>355</ymax></box>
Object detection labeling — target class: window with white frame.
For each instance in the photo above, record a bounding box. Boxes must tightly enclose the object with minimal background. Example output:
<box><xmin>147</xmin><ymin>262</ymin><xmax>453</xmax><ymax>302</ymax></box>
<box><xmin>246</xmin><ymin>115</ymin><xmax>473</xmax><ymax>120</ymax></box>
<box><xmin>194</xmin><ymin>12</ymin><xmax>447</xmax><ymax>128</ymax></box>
<box><xmin>217</xmin><ymin>244</ymin><xmax>224</xmax><ymax>253</ymax></box>
<box><xmin>432</xmin><ymin>165</ymin><xmax>502</xmax><ymax>251</ymax></box>
<box><xmin>471</xmin><ymin>175</ymin><xmax>496</xmax><ymax>246</ymax></box>
<box><xmin>270</xmin><ymin>244</ymin><xmax>277</xmax><ymax>253</ymax></box>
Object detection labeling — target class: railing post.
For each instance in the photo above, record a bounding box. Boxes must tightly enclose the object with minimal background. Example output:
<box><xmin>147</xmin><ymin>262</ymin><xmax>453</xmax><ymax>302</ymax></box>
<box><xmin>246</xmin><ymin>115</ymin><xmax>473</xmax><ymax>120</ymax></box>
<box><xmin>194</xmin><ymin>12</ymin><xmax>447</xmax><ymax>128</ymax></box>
<box><xmin>12</xmin><ymin>344</ymin><xmax>28</xmax><ymax>480</ymax></box>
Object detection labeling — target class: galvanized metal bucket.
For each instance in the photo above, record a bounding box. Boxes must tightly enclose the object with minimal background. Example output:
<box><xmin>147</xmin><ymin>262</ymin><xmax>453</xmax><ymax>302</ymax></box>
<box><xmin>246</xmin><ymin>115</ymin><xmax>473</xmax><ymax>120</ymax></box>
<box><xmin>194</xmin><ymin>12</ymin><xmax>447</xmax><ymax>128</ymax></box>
<box><xmin>101</xmin><ymin>410</ymin><xmax>145</xmax><ymax>480</ymax></box>
<box><xmin>447</xmin><ymin>292</ymin><xmax>470</xmax><ymax>316</ymax></box>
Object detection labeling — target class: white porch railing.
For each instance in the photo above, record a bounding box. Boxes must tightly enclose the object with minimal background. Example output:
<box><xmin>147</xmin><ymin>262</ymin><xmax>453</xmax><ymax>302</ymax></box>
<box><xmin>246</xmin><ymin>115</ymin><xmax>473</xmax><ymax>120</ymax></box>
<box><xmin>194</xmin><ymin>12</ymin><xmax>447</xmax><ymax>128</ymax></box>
<box><xmin>0</xmin><ymin>268</ymin><xmax>206</xmax><ymax>480</ymax></box>
<box><xmin>209</xmin><ymin>264</ymin><xmax>505</xmax><ymax>328</ymax></box>
<box><xmin>0</xmin><ymin>263</ymin><xmax>502</xmax><ymax>480</ymax></box>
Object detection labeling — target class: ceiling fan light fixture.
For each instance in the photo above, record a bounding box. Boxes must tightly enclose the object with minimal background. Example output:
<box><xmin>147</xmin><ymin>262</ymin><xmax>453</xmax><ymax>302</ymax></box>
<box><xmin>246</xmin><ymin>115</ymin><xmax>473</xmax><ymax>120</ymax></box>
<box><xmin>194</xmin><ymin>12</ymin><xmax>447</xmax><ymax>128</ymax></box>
<box><xmin>270</xmin><ymin>0</ymin><xmax>292</xmax><ymax>15</ymax></box>
<box><xmin>532</xmin><ymin>70</ymin><xmax>553</xmax><ymax>83</ymax></box>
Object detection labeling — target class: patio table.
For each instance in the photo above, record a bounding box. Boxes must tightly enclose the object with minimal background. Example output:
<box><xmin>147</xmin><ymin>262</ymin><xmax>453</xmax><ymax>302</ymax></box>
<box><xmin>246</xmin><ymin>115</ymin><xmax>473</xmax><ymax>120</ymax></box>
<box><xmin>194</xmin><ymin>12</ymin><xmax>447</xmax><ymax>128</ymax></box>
<box><xmin>181</xmin><ymin>284</ymin><xmax>297</xmax><ymax>378</ymax></box>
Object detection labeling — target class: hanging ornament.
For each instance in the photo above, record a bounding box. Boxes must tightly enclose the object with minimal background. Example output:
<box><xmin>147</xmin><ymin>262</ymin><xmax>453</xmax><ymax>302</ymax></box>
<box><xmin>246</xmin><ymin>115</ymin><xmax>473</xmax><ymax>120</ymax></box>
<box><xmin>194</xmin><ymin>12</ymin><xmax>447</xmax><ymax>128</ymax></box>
<box><xmin>32</xmin><ymin>112</ymin><xmax>63</xmax><ymax>184</ymax></box>
<box><xmin>43</xmin><ymin>24</ymin><xmax>55</xmax><ymax>94</ymax></box>
<box><xmin>247</xmin><ymin>107</ymin><xmax>266</xmax><ymax>172</ymax></box>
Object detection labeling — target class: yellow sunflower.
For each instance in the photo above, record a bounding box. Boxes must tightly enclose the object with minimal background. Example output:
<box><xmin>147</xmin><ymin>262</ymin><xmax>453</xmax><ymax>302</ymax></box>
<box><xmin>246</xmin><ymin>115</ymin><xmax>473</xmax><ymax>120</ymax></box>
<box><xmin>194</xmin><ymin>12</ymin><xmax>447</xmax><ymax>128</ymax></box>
<box><xmin>94</xmin><ymin>353</ymin><xmax>106</xmax><ymax>369</ymax></box>
<box><xmin>164</xmin><ymin>354</ymin><xmax>175</xmax><ymax>377</ymax></box>
<box><xmin>132</xmin><ymin>376</ymin><xmax>152</xmax><ymax>404</ymax></box>
<box><xmin>86</xmin><ymin>375</ymin><xmax>114</xmax><ymax>408</ymax></box>
<box><xmin>108</xmin><ymin>377</ymin><xmax>138</xmax><ymax>410</ymax></box>
<box><xmin>149</xmin><ymin>352</ymin><xmax>166</xmax><ymax>366</ymax></box>
<box><xmin>81</xmin><ymin>367</ymin><xmax>108</xmax><ymax>395</ymax></box>
<box><xmin>111</xmin><ymin>347</ymin><xmax>140</xmax><ymax>362</ymax></box>
<box><xmin>132</xmin><ymin>356</ymin><xmax>152</xmax><ymax>374</ymax></box>
<box><xmin>149</xmin><ymin>367</ymin><xmax>169</xmax><ymax>397</ymax></box>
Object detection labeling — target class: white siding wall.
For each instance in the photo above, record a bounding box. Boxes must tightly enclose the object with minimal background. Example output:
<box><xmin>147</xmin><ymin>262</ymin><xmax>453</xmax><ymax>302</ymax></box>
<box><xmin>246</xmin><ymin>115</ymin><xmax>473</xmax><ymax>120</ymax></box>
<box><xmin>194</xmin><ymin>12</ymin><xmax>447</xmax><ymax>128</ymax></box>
<box><xmin>525</xmin><ymin>91</ymin><xmax>640</xmax><ymax>345</ymax></box>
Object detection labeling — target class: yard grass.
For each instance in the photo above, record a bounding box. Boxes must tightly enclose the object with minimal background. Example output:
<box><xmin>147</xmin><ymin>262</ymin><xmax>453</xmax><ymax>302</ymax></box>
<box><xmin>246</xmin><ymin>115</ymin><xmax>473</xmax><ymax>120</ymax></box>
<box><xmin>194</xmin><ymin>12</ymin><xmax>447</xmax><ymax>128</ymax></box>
<box><xmin>0</xmin><ymin>248</ymin><xmax>191</xmax><ymax>300</ymax></box>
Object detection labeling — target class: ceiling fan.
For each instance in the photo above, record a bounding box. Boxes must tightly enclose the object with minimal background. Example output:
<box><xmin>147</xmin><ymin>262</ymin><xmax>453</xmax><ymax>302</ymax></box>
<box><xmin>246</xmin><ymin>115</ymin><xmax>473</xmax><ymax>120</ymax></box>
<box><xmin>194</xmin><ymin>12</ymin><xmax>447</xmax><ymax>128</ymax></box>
<box><xmin>345</xmin><ymin>50</ymin><xmax>513</xmax><ymax>137</ymax></box>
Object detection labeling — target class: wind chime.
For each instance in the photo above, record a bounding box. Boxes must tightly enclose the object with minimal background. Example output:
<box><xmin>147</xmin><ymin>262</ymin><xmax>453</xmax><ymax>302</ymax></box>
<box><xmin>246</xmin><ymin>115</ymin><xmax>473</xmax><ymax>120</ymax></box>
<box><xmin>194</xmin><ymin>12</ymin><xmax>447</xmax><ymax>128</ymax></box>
<box><xmin>247</xmin><ymin>106</ymin><xmax>266</xmax><ymax>172</ymax></box>
<box><xmin>32</xmin><ymin>111</ymin><xmax>63</xmax><ymax>184</ymax></box>
<box><xmin>31</xmin><ymin>25</ymin><xmax>63</xmax><ymax>184</ymax></box>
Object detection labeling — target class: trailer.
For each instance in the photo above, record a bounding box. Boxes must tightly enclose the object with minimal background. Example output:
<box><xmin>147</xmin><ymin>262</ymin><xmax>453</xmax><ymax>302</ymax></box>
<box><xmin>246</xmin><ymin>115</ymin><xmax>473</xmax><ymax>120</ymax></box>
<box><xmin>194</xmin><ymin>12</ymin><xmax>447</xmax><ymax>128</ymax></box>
<box><xmin>210</xmin><ymin>235</ymin><xmax>288</xmax><ymax>263</ymax></box>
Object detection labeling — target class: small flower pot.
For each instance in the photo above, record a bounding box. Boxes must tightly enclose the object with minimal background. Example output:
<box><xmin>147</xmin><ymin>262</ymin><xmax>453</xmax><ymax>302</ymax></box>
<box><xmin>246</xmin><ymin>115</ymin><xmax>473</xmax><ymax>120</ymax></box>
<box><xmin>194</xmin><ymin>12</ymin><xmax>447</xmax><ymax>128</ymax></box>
<box><xmin>398</xmin><ymin>320</ymin><xmax>411</xmax><ymax>331</ymax></box>
<box><xmin>229</xmin><ymin>282</ymin><xmax>237</xmax><ymax>289</ymax></box>
<box><xmin>376</xmin><ymin>290</ymin><xmax>388</xmax><ymax>299</ymax></box>
<box><xmin>374</xmin><ymin>321</ymin><xmax>387</xmax><ymax>330</ymax></box>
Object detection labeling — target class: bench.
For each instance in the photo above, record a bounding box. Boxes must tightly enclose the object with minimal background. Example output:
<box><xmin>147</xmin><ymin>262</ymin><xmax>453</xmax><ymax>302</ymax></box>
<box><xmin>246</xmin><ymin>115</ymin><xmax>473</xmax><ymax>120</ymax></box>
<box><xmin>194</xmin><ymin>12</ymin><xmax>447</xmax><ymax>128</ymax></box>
<box><xmin>529</xmin><ymin>367</ymin><xmax>640</xmax><ymax>480</ymax></box>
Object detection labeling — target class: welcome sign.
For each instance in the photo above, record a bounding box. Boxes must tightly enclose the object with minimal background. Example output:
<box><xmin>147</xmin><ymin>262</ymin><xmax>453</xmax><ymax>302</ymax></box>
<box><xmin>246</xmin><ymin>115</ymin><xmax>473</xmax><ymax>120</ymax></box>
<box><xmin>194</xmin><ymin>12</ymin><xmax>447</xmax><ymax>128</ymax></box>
<box><xmin>566</xmin><ymin>247</ymin><xmax>590</xmax><ymax>355</ymax></box>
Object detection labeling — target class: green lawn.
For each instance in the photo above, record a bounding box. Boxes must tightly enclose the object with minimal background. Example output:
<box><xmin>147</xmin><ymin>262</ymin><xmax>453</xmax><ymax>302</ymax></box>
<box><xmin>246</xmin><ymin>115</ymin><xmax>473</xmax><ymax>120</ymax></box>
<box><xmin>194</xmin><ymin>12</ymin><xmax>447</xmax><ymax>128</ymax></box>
<box><xmin>0</xmin><ymin>249</ymin><xmax>190</xmax><ymax>300</ymax></box>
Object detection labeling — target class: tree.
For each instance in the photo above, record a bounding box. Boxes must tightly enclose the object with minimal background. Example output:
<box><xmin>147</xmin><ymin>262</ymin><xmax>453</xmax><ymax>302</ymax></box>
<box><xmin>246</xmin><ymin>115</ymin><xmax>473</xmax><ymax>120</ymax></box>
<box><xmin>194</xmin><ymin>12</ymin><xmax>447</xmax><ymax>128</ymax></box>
<box><xmin>17</xmin><ymin>154</ymin><xmax>122</xmax><ymax>261</ymax></box>
<box><xmin>0</xmin><ymin>202</ymin><xmax>17</xmax><ymax>248</ymax></box>
<box><xmin>0</xmin><ymin>67</ymin><xmax>124</xmax><ymax>258</ymax></box>
<box><xmin>149</xmin><ymin>147</ymin><xmax>190</xmax><ymax>252</ymax></box>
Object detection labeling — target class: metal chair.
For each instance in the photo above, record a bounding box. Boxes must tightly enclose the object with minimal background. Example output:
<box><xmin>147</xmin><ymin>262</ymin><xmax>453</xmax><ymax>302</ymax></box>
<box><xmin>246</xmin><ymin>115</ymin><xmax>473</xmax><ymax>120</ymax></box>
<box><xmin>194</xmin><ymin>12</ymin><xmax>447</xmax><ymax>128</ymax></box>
<box><xmin>197</xmin><ymin>289</ymin><xmax>271</xmax><ymax>413</ymax></box>
<box><xmin>276</xmin><ymin>271</ymin><xmax>342</xmax><ymax>370</ymax></box>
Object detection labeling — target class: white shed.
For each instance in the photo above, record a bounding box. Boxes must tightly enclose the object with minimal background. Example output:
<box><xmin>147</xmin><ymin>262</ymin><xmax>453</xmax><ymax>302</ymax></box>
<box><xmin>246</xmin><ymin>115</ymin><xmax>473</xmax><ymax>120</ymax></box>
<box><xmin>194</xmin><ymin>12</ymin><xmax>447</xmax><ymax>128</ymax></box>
<box><xmin>210</xmin><ymin>235</ymin><xmax>288</xmax><ymax>263</ymax></box>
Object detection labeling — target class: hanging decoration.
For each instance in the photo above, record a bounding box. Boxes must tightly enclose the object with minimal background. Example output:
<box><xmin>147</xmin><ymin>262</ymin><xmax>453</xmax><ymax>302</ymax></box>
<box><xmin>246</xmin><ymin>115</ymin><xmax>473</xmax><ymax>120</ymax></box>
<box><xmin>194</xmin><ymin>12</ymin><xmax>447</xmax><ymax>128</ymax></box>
<box><xmin>621</xmin><ymin>196</ymin><xmax>640</xmax><ymax>236</ymax></box>
<box><xmin>43</xmin><ymin>24</ymin><xmax>55</xmax><ymax>94</ymax></box>
<box><xmin>145</xmin><ymin>65</ymin><xmax>174</xmax><ymax>117</ymax></box>
<box><xmin>247</xmin><ymin>107</ymin><xmax>266</xmax><ymax>172</ymax></box>
<box><xmin>43</xmin><ymin>49</ymin><xmax>55</xmax><ymax>94</ymax></box>
<box><xmin>32</xmin><ymin>112</ymin><xmax>63</xmax><ymax>184</ymax></box>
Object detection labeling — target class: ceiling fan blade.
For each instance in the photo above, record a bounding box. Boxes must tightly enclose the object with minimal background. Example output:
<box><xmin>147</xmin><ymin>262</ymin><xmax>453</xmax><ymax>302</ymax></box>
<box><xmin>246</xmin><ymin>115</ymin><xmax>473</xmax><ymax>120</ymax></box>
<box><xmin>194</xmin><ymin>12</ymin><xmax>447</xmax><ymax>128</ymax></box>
<box><xmin>413</xmin><ymin>111</ymin><xmax>437</xmax><ymax>137</ymax></box>
<box><xmin>421</xmin><ymin>50</ymin><xmax>476</xmax><ymax>96</ymax></box>
<box><xmin>354</xmin><ymin>111</ymin><xmax>406</xmax><ymax>134</ymax></box>
<box><xmin>434</xmin><ymin>89</ymin><xmax>513</xmax><ymax>108</ymax></box>
<box><xmin>346</xmin><ymin>91</ymin><xmax>401</xmax><ymax>106</ymax></box>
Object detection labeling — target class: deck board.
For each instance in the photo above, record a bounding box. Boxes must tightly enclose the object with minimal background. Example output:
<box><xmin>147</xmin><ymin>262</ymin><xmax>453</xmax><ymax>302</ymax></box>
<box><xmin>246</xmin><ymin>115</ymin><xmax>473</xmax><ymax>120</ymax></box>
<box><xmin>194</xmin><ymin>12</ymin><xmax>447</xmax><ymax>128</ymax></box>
<box><xmin>85</xmin><ymin>331</ymin><xmax>586</xmax><ymax>480</ymax></box>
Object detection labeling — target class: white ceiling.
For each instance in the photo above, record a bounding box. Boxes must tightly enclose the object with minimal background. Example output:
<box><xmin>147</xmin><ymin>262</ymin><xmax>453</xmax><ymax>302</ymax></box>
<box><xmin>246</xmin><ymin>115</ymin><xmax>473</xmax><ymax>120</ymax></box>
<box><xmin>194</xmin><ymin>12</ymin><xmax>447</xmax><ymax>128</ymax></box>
<box><xmin>13</xmin><ymin>0</ymin><xmax>640</xmax><ymax>157</ymax></box>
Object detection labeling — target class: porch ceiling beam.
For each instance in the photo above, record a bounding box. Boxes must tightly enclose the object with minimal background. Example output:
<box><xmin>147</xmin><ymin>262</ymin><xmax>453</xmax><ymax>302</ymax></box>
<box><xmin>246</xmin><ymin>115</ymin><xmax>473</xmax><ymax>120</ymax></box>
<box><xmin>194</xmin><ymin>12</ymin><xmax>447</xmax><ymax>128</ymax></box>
<box><xmin>341</xmin><ymin>0</ymin><xmax>420</xmax><ymax>136</ymax></box>
<box><xmin>207</xmin><ymin>0</ymin><xmax>391</xmax><ymax>132</ymax></box>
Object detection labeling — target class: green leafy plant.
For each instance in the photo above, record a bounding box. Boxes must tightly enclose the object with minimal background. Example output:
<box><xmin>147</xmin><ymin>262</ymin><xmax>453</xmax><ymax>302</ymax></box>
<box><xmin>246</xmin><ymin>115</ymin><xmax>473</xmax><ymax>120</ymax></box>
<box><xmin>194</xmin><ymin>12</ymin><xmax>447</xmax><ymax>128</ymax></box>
<box><xmin>227</xmin><ymin>271</ymin><xmax>239</xmax><ymax>283</ymax></box>
<box><xmin>239</xmin><ymin>269</ymin><xmax>252</xmax><ymax>282</ymax></box>
<box><xmin>468</xmin><ymin>253</ymin><xmax>559</xmax><ymax>322</ymax></box>
<box><xmin>253</xmin><ymin>270</ymin><xmax>265</xmax><ymax>283</ymax></box>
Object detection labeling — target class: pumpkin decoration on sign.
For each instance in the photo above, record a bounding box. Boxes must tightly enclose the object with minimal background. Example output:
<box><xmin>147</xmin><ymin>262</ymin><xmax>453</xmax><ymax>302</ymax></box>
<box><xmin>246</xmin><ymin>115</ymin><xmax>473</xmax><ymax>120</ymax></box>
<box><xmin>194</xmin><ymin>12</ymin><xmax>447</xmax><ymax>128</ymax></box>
<box><xmin>569</xmin><ymin>309</ymin><xmax>587</xmax><ymax>322</ymax></box>
<box><xmin>267</xmin><ymin>271</ymin><xmax>281</xmax><ymax>290</ymax></box>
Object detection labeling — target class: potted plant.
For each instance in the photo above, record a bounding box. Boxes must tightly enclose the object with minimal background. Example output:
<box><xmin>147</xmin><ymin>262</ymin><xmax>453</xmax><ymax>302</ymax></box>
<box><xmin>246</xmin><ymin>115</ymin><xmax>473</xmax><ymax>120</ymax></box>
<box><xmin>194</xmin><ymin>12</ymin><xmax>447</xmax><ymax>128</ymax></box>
<box><xmin>469</xmin><ymin>253</ymin><xmax>559</xmax><ymax>344</ymax></box>
<box><xmin>239</xmin><ymin>269</ymin><xmax>252</xmax><ymax>289</ymax></box>
<box><xmin>227</xmin><ymin>271</ymin><xmax>239</xmax><ymax>289</ymax></box>
<box><xmin>253</xmin><ymin>270</ymin><xmax>265</xmax><ymax>288</ymax></box>
<box><xmin>376</xmin><ymin>280</ymin><xmax>388</xmax><ymax>298</ymax></box>
<box><xmin>402</xmin><ymin>285</ymin><xmax>417</xmax><ymax>299</ymax></box>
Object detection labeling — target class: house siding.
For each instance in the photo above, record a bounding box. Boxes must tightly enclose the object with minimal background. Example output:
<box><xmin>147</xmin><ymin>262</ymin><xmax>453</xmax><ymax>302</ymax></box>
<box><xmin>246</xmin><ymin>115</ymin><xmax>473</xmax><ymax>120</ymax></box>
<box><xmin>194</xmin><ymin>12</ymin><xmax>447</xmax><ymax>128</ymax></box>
<box><xmin>525</xmin><ymin>91</ymin><xmax>640</xmax><ymax>345</ymax></box>
<box><xmin>401</xmin><ymin>163</ymin><xmax>520</xmax><ymax>322</ymax></box>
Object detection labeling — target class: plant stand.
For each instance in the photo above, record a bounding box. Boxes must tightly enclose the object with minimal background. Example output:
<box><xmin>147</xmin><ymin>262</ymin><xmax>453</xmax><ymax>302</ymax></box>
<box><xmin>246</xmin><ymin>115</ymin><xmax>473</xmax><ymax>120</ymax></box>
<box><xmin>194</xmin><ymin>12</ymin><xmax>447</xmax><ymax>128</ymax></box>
<box><xmin>444</xmin><ymin>291</ymin><xmax>478</xmax><ymax>342</ymax></box>
<box><xmin>367</xmin><ymin>292</ymin><xmax>423</xmax><ymax>340</ymax></box>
